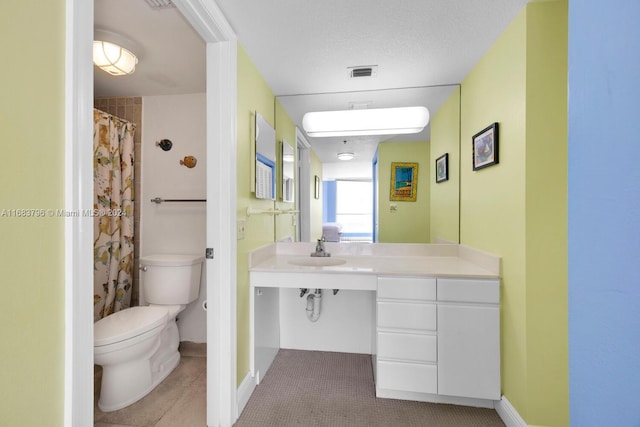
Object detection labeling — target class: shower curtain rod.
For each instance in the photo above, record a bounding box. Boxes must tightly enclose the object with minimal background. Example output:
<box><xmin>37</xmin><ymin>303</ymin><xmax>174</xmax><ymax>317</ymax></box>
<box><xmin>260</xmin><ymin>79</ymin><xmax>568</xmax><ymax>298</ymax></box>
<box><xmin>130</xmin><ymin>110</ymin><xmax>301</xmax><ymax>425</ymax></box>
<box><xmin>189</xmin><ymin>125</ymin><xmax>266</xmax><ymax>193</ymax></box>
<box><xmin>150</xmin><ymin>197</ymin><xmax>206</xmax><ymax>204</ymax></box>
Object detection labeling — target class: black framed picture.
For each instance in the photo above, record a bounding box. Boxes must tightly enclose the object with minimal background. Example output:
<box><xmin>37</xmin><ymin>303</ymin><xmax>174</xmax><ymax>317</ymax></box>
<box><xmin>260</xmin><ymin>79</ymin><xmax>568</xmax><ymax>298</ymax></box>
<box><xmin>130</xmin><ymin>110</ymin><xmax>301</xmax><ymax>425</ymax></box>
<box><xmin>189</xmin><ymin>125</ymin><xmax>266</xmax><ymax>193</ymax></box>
<box><xmin>436</xmin><ymin>153</ymin><xmax>448</xmax><ymax>183</ymax></box>
<box><xmin>472</xmin><ymin>122</ymin><xmax>499</xmax><ymax>171</ymax></box>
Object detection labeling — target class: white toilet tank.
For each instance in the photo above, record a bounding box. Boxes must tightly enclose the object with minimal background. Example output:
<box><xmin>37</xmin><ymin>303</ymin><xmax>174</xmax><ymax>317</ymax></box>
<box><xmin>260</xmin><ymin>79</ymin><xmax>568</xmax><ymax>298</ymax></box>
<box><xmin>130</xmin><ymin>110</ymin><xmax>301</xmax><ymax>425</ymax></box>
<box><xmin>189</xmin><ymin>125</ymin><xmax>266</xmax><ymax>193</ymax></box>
<box><xmin>140</xmin><ymin>254</ymin><xmax>204</xmax><ymax>304</ymax></box>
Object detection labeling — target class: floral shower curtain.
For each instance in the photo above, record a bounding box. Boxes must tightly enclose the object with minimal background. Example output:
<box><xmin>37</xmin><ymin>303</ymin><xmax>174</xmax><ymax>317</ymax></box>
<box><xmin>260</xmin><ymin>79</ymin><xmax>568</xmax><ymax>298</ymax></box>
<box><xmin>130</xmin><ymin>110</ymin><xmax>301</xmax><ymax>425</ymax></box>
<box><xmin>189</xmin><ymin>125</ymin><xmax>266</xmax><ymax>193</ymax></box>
<box><xmin>93</xmin><ymin>109</ymin><xmax>135</xmax><ymax>321</ymax></box>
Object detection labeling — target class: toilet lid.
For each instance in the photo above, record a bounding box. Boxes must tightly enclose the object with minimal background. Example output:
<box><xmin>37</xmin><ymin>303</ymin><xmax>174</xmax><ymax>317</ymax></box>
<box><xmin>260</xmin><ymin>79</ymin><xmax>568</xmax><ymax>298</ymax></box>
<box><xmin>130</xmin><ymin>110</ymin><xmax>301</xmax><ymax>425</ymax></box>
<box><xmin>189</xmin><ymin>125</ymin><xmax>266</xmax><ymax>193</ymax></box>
<box><xmin>94</xmin><ymin>306</ymin><xmax>168</xmax><ymax>347</ymax></box>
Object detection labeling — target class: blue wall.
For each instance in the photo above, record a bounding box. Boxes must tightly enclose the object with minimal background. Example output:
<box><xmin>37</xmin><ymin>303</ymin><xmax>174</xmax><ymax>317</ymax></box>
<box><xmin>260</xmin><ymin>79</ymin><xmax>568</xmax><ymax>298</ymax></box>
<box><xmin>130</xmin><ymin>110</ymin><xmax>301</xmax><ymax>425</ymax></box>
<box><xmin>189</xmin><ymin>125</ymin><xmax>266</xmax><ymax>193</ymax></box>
<box><xmin>322</xmin><ymin>181</ymin><xmax>337</xmax><ymax>222</ymax></box>
<box><xmin>568</xmin><ymin>2</ymin><xmax>640</xmax><ymax>426</ymax></box>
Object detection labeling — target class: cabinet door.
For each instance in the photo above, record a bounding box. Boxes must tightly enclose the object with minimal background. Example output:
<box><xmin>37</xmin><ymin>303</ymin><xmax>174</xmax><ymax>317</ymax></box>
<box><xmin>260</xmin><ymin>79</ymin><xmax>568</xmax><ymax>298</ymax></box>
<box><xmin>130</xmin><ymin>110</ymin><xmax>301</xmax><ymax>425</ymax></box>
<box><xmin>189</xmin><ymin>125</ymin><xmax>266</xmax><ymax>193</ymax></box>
<box><xmin>437</xmin><ymin>304</ymin><xmax>500</xmax><ymax>400</ymax></box>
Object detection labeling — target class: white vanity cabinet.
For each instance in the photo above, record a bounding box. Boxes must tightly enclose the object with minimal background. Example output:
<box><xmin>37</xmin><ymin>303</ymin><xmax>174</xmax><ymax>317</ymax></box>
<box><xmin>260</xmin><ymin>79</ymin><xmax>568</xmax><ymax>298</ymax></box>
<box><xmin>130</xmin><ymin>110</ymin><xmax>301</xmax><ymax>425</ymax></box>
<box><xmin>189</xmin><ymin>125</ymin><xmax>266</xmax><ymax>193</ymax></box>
<box><xmin>375</xmin><ymin>275</ymin><xmax>500</xmax><ymax>406</ymax></box>
<box><xmin>376</xmin><ymin>277</ymin><xmax>438</xmax><ymax>396</ymax></box>
<box><xmin>437</xmin><ymin>278</ymin><xmax>500</xmax><ymax>401</ymax></box>
<box><xmin>249</xmin><ymin>242</ymin><xmax>502</xmax><ymax>408</ymax></box>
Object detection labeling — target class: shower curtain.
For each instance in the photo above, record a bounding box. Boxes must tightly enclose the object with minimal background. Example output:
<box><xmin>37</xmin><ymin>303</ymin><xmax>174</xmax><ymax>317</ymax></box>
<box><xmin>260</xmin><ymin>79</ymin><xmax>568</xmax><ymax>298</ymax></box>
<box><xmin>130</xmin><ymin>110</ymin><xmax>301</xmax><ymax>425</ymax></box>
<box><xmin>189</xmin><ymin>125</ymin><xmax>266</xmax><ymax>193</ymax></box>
<box><xmin>93</xmin><ymin>109</ymin><xmax>135</xmax><ymax>321</ymax></box>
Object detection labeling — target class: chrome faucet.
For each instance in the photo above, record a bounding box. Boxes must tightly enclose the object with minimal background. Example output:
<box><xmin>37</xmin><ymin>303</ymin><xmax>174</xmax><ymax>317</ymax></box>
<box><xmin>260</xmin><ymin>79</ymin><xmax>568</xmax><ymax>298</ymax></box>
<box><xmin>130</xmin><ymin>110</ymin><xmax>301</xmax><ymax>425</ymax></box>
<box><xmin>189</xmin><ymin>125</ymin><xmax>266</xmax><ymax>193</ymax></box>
<box><xmin>311</xmin><ymin>236</ymin><xmax>331</xmax><ymax>257</ymax></box>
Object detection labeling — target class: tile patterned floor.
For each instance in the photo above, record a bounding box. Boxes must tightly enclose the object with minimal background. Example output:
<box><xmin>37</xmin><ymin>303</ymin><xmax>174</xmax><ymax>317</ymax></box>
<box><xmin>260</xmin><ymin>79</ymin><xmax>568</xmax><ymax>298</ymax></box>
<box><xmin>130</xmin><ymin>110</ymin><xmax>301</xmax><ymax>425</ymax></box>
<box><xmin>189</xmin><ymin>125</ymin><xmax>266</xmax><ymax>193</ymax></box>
<box><xmin>94</xmin><ymin>343</ymin><xmax>206</xmax><ymax>427</ymax></box>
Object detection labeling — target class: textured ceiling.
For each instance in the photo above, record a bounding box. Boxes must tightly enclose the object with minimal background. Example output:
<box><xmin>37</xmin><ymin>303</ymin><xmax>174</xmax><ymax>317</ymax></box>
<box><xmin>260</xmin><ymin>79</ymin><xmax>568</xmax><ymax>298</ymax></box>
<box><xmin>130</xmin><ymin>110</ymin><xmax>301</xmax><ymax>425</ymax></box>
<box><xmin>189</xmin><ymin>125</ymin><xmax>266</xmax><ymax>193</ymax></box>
<box><xmin>216</xmin><ymin>0</ymin><xmax>524</xmax><ymax>96</ymax></box>
<box><xmin>95</xmin><ymin>0</ymin><xmax>530</xmax><ymax>163</ymax></box>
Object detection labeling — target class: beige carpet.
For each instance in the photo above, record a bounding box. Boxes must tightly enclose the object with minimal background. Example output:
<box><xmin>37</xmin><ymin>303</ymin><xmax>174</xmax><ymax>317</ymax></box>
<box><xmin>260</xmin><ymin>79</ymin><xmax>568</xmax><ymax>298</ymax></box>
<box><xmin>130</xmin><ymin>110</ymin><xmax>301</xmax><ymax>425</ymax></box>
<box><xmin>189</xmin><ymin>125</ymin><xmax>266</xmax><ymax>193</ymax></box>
<box><xmin>235</xmin><ymin>349</ymin><xmax>505</xmax><ymax>427</ymax></box>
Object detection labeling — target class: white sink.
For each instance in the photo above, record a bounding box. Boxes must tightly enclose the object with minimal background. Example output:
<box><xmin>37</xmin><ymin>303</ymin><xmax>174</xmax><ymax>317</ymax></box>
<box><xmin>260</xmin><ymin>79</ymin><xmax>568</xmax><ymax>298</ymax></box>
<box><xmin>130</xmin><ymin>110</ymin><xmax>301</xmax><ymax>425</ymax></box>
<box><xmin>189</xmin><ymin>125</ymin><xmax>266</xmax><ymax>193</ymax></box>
<box><xmin>287</xmin><ymin>257</ymin><xmax>347</xmax><ymax>267</ymax></box>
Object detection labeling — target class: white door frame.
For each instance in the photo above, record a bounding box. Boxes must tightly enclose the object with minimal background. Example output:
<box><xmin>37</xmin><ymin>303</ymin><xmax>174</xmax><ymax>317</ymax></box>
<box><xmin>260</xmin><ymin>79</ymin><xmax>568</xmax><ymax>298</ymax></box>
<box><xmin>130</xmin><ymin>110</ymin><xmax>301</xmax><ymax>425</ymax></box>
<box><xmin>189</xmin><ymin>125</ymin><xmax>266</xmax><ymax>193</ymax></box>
<box><xmin>64</xmin><ymin>1</ymin><xmax>238</xmax><ymax>426</ymax></box>
<box><xmin>296</xmin><ymin>128</ymin><xmax>312</xmax><ymax>242</ymax></box>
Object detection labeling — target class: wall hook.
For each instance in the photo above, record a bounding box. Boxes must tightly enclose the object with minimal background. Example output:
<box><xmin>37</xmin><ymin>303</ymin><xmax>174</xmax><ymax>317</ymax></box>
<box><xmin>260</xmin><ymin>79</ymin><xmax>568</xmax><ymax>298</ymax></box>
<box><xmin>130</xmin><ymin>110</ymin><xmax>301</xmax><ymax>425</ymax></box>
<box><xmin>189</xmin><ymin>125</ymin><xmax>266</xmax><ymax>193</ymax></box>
<box><xmin>180</xmin><ymin>155</ymin><xmax>197</xmax><ymax>168</ymax></box>
<box><xmin>156</xmin><ymin>139</ymin><xmax>173</xmax><ymax>151</ymax></box>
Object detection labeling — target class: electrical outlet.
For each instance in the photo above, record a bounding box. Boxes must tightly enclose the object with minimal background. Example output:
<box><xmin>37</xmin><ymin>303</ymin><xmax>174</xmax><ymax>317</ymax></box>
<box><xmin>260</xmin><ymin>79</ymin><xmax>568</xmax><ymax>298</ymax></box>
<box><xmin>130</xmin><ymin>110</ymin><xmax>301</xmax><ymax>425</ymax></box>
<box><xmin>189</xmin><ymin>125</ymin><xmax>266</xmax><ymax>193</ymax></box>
<box><xmin>237</xmin><ymin>219</ymin><xmax>246</xmax><ymax>240</ymax></box>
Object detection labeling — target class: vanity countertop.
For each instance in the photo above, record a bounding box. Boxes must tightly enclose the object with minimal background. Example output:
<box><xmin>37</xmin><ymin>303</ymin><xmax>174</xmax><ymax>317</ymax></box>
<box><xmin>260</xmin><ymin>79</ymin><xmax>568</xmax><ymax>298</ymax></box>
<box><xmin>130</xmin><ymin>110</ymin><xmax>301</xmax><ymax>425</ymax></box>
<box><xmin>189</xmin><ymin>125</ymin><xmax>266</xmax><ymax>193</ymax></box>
<box><xmin>249</xmin><ymin>242</ymin><xmax>499</xmax><ymax>280</ymax></box>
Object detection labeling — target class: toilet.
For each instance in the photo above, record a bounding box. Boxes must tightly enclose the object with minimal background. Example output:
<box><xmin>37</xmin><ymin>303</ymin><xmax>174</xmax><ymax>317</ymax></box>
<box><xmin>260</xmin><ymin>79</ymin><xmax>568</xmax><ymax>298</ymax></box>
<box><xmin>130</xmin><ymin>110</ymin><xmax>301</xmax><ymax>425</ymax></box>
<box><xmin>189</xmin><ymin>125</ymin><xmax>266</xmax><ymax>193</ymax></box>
<box><xmin>94</xmin><ymin>253</ymin><xmax>204</xmax><ymax>412</ymax></box>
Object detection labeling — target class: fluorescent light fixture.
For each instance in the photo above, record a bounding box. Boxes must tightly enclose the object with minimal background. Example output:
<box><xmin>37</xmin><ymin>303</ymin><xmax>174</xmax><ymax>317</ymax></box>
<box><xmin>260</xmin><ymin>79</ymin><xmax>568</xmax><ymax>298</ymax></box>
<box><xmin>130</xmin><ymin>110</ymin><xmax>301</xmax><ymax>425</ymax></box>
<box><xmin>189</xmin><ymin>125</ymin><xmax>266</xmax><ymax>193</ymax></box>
<box><xmin>337</xmin><ymin>152</ymin><xmax>355</xmax><ymax>161</ymax></box>
<box><xmin>93</xmin><ymin>41</ymin><xmax>138</xmax><ymax>76</ymax></box>
<box><xmin>302</xmin><ymin>106</ymin><xmax>429</xmax><ymax>137</ymax></box>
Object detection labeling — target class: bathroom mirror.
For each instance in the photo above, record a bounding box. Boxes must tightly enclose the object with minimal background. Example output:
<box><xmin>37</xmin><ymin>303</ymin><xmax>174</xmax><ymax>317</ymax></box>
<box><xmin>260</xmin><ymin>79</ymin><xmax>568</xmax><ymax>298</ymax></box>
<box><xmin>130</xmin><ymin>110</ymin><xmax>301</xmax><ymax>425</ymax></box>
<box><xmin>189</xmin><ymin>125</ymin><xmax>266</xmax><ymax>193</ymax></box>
<box><xmin>277</xmin><ymin>85</ymin><xmax>461</xmax><ymax>243</ymax></box>
<box><xmin>255</xmin><ymin>112</ymin><xmax>276</xmax><ymax>200</ymax></box>
<box><xmin>281</xmin><ymin>140</ymin><xmax>295</xmax><ymax>203</ymax></box>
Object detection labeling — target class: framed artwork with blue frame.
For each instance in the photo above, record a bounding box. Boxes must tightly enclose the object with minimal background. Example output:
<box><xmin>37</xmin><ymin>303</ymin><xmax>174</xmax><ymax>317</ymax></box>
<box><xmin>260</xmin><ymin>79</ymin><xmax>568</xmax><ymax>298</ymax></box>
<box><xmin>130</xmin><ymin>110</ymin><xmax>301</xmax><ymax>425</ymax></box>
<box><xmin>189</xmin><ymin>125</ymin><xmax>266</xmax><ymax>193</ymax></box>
<box><xmin>390</xmin><ymin>162</ymin><xmax>418</xmax><ymax>202</ymax></box>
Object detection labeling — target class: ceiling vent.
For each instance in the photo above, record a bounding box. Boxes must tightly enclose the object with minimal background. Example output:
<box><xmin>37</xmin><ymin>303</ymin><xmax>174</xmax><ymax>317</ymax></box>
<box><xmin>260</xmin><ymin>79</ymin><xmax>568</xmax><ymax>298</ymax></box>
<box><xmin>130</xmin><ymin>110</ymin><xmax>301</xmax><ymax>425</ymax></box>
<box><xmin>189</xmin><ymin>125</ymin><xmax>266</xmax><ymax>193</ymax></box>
<box><xmin>348</xmin><ymin>101</ymin><xmax>372</xmax><ymax>110</ymax></box>
<box><xmin>348</xmin><ymin>65</ymin><xmax>378</xmax><ymax>79</ymax></box>
<box><xmin>144</xmin><ymin>0</ymin><xmax>175</xmax><ymax>10</ymax></box>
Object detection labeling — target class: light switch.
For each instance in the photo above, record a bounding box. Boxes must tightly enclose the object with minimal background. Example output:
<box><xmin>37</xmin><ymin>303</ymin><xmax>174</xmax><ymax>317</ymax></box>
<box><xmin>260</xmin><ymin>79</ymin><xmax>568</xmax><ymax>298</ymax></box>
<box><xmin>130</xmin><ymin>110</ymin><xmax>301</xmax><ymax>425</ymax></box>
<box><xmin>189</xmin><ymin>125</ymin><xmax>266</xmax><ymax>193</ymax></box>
<box><xmin>237</xmin><ymin>219</ymin><xmax>246</xmax><ymax>240</ymax></box>
<box><xmin>390</xmin><ymin>203</ymin><xmax>398</xmax><ymax>213</ymax></box>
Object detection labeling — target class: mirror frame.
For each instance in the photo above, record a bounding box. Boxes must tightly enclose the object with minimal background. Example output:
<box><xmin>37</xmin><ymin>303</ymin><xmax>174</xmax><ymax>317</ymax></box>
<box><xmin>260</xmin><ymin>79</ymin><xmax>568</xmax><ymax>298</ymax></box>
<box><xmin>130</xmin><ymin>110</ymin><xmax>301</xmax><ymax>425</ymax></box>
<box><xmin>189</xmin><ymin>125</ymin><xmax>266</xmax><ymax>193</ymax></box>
<box><xmin>255</xmin><ymin>112</ymin><xmax>276</xmax><ymax>200</ymax></box>
<box><xmin>281</xmin><ymin>139</ymin><xmax>295</xmax><ymax>202</ymax></box>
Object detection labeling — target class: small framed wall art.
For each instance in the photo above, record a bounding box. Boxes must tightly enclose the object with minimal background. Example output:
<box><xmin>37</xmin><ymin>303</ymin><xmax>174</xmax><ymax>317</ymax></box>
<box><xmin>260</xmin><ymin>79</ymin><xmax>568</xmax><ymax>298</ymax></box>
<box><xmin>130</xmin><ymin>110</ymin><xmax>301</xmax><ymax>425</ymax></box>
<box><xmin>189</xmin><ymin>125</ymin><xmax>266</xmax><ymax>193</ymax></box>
<box><xmin>390</xmin><ymin>162</ymin><xmax>418</xmax><ymax>202</ymax></box>
<box><xmin>472</xmin><ymin>122</ymin><xmax>499</xmax><ymax>171</ymax></box>
<box><xmin>435</xmin><ymin>153</ymin><xmax>448</xmax><ymax>183</ymax></box>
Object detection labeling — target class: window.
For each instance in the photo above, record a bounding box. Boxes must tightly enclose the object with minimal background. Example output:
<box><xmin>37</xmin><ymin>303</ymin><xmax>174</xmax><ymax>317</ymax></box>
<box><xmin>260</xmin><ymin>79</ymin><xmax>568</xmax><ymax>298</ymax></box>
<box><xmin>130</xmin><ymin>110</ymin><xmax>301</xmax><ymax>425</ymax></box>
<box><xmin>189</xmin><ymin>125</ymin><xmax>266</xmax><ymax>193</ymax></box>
<box><xmin>336</xmin><ymin>180</ymin><xmax>372</xmax><ymax>240</ymax></box>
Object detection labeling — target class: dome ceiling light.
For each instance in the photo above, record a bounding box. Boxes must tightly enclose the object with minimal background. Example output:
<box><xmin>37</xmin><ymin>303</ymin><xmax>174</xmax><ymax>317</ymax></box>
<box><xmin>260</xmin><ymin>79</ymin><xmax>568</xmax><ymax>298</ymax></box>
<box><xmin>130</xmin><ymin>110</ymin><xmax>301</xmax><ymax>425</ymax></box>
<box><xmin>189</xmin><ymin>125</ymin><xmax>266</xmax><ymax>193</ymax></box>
<box><xmin>337</xmin><ymin>152</ymin><xmax>355</xmax><ymax>161</ymax></box>
<box><xmin>337</xmin><ymin>140</ymin><xmax>355</xmax><ymax>161</ymax></box>
<box><xmin>93</xmin><ymin>40</ymin><xmax>138</xmax><ymax>76</ymax></box>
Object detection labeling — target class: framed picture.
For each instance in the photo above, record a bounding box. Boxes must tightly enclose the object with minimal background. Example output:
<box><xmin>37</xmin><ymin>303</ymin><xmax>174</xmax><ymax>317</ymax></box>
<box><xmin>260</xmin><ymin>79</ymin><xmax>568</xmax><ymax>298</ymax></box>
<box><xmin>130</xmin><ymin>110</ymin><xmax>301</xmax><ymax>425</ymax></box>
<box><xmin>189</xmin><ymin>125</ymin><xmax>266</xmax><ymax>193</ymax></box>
<box><xmin>472</xmin><ymin>122</ymin><xmax>499</xmax><ymax>170</ymax></box>
<box><xmin>314</xmin><ymin>175</ymin><xmax>320</xmax><ymax>199</ymax></box>
<box><xmin>435</xmin><ymin>153</ymin><xmax>448</xmax><ymax>183</ymax></box>
<box><xmin>390</xmin><ymin>162</ymin><xmax>418</xmax><ymax>202</ymax></box>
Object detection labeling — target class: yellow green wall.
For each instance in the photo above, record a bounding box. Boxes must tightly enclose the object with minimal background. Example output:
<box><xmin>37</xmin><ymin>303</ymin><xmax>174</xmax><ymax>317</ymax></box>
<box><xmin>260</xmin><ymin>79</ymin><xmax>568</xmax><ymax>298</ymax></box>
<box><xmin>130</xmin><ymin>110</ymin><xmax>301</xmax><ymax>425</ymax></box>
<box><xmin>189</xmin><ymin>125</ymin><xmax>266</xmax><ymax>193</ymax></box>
<box><xmin>460</xmin><ymin>7</ymin><xmax>528</xmax><ymax>417</ymax></box>
<box><xmin>236</xmin><ymin>45</ymin><xmax>279</xmax><ymax>382</ymax></box>
<box><xmin>378</xmin><ymin>141</ymin><xmax>432</xmax><ymax>243</ymax></box>
<box><xmin>430</xmin><ymin>86</ymin><xmax>460</xmax><ymax>243</ymax></box>
<box><xmin>377</xmin><ymin>141</ymin><xmax>430</xmax><ymax>243</ymax></box>
<box><xmin>0</xmin><ymin>1</ymin><xmax>65</xmax><ymax>425</ymax></box>
<box><xmin>524</xmin><ymin>3</ymin><xmax>568</xmax><ymax>425</ymax></box>
<box><xmin>457</xmin><ymin>2</ymin><xmax>568</xmax><ymax>425</ymax></box>
<box><xmin>236</xmin><ymin>45</ymin><xmax>300</xmax><ymax>383</ymax></box>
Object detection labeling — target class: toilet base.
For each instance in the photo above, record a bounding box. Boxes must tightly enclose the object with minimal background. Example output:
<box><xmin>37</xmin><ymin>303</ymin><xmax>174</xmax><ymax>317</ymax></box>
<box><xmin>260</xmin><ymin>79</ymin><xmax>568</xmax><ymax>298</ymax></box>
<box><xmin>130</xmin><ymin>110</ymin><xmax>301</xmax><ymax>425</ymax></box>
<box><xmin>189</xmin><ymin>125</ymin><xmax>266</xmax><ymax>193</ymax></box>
<box><xmin>97</xmin><ymin>321</ymin><xmax>181</xmax><ymax>412</ymax></box>
<box><xmin>98</xmin><ymin>351</ymin><xmax>180</xmax><ymax>412</ymax></box>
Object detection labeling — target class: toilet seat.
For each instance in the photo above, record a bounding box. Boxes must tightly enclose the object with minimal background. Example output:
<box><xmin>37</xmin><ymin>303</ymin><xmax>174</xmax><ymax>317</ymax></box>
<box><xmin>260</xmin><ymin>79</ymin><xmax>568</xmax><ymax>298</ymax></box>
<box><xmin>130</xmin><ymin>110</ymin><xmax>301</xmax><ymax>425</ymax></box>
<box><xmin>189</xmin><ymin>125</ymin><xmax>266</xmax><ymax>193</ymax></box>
<box><xmin>95</xmin><ymin>306</ymin><xmax>168</xmax><ymax>347</ymax></box>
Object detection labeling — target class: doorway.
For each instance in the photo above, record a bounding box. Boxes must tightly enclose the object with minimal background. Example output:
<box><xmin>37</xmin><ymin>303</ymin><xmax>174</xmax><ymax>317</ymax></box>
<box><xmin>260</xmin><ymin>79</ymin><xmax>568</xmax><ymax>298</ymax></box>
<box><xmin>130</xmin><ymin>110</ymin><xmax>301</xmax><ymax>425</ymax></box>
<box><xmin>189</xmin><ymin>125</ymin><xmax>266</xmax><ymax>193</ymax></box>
<box><xmin>65</xmin><ymin>1</ymin><xmax>238</xmax><ymax>425</ymax></box>
<box><xmin>296</xmin><ymin>128</ymin><xmax>312</xmax><ymax>242</ymax></box>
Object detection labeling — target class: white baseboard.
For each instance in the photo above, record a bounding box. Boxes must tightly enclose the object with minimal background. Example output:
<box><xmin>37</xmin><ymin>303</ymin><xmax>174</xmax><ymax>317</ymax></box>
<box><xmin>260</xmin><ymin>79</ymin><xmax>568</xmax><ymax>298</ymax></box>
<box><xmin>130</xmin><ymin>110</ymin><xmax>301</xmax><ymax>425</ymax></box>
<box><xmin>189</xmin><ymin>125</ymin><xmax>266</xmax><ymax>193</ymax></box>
<box><xmin>236</xmin><ymin>372</ymin><xmax>257</xmax><ymax>416</ymax></box>
<box><xmin>495</xmin><ymin>395</ymin><xmax>528</xmax><ymax>427</ymax></box>
<box><xmin>376</xmin><ymin>388</ymin><xmax>495</xmax><ymax>409</ymax></box>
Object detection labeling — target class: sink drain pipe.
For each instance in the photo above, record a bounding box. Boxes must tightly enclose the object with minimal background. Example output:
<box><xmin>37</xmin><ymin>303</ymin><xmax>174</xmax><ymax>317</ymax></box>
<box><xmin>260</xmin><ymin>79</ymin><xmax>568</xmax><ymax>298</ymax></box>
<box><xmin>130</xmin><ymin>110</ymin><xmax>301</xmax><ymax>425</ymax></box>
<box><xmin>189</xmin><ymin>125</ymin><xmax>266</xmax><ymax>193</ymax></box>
<box><xmin>306</xmin><ymin>289</ymin><xmax>322</xmax><ymax>322</ymax></box>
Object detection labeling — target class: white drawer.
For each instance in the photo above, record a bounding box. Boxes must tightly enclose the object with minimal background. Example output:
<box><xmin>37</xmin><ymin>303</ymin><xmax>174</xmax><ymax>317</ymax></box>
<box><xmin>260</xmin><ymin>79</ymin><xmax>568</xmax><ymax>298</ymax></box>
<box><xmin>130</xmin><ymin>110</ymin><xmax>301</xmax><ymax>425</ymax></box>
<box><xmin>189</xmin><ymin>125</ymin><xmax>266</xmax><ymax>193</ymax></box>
<box><xmin>377</xmin><ymin>360</ymin><xmax>437</xmax><ymax>394</ymax></box>
<box><xmin>377</xmin><ymin>302</ymin><xmax>436</xmax><ymax>331</ymax></box>
<box><xmin>378</xmin><ymin>332</ymin><xmax>437</xmax><ymax>363</ymax></box>
<box><xmin>377</xmin><ymin>277</ymin><xmax>436</xmax><ymax>301</ymax></box>
<box><xmin>437</xmin><ymin>278</ymin><xmax>500</xmax><ymax>304</ymax></box>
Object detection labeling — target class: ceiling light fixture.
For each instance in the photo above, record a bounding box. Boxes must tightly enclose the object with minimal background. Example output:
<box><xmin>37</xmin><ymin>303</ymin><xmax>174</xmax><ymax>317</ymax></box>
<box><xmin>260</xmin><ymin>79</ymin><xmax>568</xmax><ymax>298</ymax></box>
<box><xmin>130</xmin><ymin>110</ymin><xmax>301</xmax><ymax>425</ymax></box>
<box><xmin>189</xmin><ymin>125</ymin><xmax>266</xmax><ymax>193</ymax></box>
<box><xmin>93</xmin><ymin>41</ymin><xmax>138</xmax><ymax>76</ymax></box>
<box><xmin>337</xmin><ymin>152</ymin><xmax>355</xmax><ymax>161</ymax></box>
<box><xmin>302</xmin><ymin>106</ymin><xmax>429</xmax><ymax>138</ymax></box>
